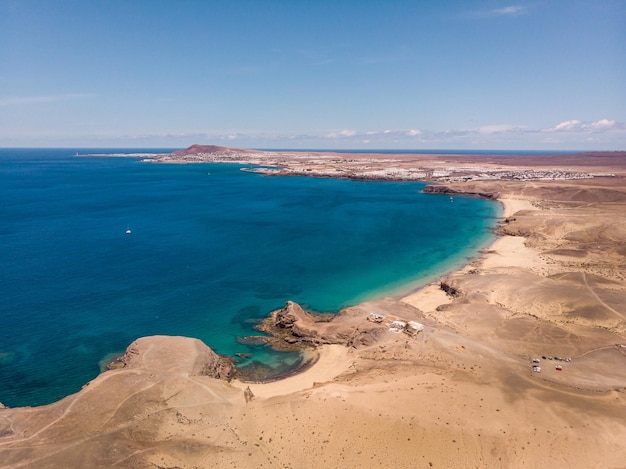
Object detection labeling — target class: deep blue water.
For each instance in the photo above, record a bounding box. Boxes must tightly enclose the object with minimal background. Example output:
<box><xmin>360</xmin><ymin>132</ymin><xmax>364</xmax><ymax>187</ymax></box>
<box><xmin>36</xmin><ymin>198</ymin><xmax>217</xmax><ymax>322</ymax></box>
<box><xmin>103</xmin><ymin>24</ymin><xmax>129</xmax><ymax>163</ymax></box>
<box><xmin>0</xmin><ymin>148</ymin><xmax>500</xmax><ymax>407</ymax></box>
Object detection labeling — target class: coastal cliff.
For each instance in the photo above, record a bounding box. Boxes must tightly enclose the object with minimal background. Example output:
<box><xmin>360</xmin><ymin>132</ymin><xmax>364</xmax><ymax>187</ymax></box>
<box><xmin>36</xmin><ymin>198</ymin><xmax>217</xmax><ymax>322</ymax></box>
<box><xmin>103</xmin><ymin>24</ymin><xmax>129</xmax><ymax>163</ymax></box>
<box><xmin>422</xmin><ymin>184</ymin><xmax>499</xmax><ymax>199</ymax></box>
<box><xmin>112</xmin><ymin>336</ymin><xmax>236</xmax><ymax>381</ymax></box>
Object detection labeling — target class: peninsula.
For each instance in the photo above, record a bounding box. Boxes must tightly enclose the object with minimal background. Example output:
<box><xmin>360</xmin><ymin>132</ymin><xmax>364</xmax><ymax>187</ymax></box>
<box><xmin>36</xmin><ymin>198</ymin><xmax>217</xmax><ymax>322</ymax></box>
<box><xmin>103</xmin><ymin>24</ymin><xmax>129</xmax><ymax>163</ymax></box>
<box><xmin>2</xmin><ymin>147</ymin><xmax>626</xmax><ymax>468</ymax></box>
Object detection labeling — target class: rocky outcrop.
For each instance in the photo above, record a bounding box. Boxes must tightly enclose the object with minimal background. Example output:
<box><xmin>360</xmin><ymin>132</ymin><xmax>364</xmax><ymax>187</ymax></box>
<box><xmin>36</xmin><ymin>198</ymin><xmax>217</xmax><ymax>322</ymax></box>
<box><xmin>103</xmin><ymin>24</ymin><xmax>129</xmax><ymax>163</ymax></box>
<box><xmin>257</xmin><ymin>301</ymin><xmax>389</xmax><ymax>349</ymax></box>
<box><xmin>271</xmin><ymin>300</ymin><xmax>310</xmax><ymax>331</ymax></box>
<box><xmin>440</xmin><ymin>280</ymin><xmax>460</xmax><ymax>297</ymax></box>
<box><xmin>423</xmin><ymin>185</ymin><xmax>499</xmax><ymax>199</ymax></box>
<box><xmin>116</xmin><ymin>335</ymin><xmax>236</xmax><ymax>381</ymax></box>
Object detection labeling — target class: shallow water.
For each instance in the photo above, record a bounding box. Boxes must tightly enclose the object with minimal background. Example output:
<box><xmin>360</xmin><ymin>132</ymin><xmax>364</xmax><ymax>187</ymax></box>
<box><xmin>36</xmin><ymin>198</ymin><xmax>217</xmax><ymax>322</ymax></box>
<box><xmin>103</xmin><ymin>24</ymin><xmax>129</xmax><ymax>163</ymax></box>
<box><xmin>0</xmin><ymin>148</ymin><xmax>500</xmax><ymax>407</ymax></box>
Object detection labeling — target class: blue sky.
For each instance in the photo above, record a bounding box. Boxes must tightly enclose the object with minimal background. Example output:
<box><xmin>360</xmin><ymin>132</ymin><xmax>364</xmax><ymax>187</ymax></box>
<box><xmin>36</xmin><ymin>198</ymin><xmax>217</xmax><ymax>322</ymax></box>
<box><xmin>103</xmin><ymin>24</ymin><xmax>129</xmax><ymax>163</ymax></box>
<box><xmin>1</xmin><ymin>0</ymin><xmax>624</xmax><ymax>150</ymax></box>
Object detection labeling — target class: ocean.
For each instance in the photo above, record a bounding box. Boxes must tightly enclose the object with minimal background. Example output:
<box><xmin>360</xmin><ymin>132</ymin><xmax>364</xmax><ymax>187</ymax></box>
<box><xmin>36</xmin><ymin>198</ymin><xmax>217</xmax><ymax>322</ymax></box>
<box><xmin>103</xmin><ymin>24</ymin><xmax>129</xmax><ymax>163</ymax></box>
<box><xmin>0</xmin><ymin>148</ymin><xmax>500</xmax><ymax>407</ymax></box>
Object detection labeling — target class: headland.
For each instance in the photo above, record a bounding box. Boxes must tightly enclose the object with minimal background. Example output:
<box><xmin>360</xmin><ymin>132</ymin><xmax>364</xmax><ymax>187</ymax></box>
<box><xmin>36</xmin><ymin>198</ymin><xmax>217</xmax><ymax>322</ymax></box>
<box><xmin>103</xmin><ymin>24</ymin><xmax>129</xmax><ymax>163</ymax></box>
<box><xmin>1</xmin><ymin>147</ymin><xmax>625</xmax><ymax>468</ymax></box>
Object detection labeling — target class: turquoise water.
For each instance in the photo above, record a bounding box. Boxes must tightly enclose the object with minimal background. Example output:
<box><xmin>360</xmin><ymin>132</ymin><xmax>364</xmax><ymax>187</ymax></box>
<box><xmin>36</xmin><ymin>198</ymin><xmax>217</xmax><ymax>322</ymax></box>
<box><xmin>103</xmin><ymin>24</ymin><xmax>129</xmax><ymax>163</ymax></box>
<box><xmin>0</xmin><ymin>148</ymin><xmax>500</xmax><ymax>407</ymax></box>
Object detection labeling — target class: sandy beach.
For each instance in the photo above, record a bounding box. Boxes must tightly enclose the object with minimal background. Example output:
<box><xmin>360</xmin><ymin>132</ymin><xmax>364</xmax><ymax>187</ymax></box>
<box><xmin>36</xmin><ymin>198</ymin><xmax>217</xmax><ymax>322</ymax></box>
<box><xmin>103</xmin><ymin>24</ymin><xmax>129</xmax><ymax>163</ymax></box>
<box><xmin>1</xmin><ymin>150</ymin><xmax>625</xmax><ymax>468</ymax></box>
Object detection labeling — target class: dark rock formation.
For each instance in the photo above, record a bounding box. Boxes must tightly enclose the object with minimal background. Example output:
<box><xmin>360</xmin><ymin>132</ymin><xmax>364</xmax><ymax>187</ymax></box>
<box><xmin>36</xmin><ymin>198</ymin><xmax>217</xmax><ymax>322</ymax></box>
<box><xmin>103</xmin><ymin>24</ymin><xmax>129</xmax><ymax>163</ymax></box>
<box><xmin>423</xmin><ymin>185</ymin><xmax>499</xmax><ymax>200</ymax></box>
<box><xmin>440</xmin><ymin>281</ymin><xmax>460</xmax><ymax>297</ymax></box>
<box><xmin>257</xmin><ymin>301</ymin><xmax>388</xmax><ymax>349</ymax></box>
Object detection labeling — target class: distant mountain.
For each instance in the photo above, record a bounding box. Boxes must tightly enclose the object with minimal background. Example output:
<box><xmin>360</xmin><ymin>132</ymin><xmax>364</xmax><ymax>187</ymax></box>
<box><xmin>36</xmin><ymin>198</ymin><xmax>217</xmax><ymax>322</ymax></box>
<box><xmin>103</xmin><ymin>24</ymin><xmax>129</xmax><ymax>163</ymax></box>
<box><xmin>170</xmin><ymin>144</ymin><xmax>261</xmax><ymax>156</ymax></box>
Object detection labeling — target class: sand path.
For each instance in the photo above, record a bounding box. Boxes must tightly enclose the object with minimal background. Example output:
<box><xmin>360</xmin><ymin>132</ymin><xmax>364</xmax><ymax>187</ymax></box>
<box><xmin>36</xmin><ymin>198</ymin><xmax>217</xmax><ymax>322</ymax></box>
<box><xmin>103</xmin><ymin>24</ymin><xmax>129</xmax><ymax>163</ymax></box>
<box><xmin>582</xmin><ymin>271</ymin><xmax>625</xmax><ymax>320</ymax></box>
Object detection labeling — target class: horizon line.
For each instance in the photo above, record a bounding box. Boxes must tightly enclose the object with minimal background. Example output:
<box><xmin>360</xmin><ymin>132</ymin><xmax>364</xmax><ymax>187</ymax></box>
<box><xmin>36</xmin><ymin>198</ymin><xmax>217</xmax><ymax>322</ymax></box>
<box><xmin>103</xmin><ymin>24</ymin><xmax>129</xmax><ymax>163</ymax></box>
<box><xmin>2</xmin><ymin>146</ymin><xmax>623</xmax><ymax>154</ymax></box>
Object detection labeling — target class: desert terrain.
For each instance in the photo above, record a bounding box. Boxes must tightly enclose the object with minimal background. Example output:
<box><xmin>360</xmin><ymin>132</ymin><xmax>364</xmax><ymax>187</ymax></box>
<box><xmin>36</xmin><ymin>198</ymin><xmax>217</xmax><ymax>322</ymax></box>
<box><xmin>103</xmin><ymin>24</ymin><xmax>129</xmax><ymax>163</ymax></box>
<box><xmin>1</xmin><ymin>148</ymin><xmax>625</xmax><ymax>468</ymax></box>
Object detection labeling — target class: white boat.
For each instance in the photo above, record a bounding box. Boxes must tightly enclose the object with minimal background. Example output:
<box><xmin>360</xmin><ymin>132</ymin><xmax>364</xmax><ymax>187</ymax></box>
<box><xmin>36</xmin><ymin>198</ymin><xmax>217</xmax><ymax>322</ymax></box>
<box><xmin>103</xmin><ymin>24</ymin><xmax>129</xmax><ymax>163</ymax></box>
<box><xmin>126</xmin><ymin>228</ymin><xmax>132</xmax><ymax>235</ymax></box>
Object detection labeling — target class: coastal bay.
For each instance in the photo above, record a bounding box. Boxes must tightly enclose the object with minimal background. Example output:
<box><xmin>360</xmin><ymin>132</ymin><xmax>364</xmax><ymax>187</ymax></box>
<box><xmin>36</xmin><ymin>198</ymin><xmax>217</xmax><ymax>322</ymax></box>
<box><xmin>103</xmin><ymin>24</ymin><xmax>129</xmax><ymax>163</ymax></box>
<box><xmin>0</xmin><ymin>148</ymin><xmax>499</xmax><ymax>407</ymax></box>
<box><xmin>1</xmin><ymin>148</ymin><xmax>625</xmax><ymax>468</ymax></box>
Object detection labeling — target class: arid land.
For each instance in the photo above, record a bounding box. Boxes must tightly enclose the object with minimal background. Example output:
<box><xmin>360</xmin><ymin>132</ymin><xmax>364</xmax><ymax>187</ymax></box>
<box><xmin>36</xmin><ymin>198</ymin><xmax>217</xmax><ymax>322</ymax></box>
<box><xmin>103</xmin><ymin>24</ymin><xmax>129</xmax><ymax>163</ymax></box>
<box><xmin>2</xmin><ymin>147</ymin><xmax>626</xmax><ymax>468</ymax></box>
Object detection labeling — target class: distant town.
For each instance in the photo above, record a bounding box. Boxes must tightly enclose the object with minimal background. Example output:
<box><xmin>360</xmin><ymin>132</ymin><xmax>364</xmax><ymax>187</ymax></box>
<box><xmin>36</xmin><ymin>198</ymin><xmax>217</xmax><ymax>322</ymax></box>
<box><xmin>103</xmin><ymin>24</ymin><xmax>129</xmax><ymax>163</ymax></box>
<box><xmin>147</xmin><ymin>146</ymin><xmax>616</xmax><ymax>182</ymax></box>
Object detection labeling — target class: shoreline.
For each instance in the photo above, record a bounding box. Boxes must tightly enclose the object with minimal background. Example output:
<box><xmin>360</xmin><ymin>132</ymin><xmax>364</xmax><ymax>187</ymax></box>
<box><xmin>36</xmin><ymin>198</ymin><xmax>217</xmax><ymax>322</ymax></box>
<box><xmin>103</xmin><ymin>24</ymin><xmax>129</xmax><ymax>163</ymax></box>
<box><xmin>228</xmin><ymin>186</ymin><xmax>504</xmax><ymax>385</ymax></box>
<box><xmin>2</xmin><ymin>150</ymin><xmax>625</xmax><ymax>468</ymax></box>
<box><xmin>232</xmin><ymin>195</ymin><xmax>518</xmax><ymax>398</ymax></box>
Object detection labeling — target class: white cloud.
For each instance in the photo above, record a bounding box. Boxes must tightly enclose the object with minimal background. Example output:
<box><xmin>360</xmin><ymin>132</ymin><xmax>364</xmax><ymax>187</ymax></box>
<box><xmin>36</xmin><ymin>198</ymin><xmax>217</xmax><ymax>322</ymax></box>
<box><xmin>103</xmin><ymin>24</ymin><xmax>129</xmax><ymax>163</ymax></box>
<box><xmin>326</xmin><ymin>130</ymin><xmax>357</xmax><ymax>138</ymax></box>
<box><xmin>466</xmin><ymin>4</ymin><xmax>528</xmax><ymax>19</ymax></box>
<box><xmin>589</xmin><ymin>119</ymin><xmax>616</xmax><ymax>130</ymax></box>
<box><xmin>551</xmin><ymin>120</ymin><xmax>583</xmax><ymax>132</ymax></box>
<box><xmin>197</xmin><ymin>120</ymin><xmax>624</xmax><ymax>145</ymax></box>
<box><xmin>4</xmin><ymin>118</ymin><xmax>623</xmax><ymax>150</ymax></box>
<box><xmin>545</xmin><ymin>119</ymin><xmax>622</xmax><ymax>133</ymax></box>
<box><xmin>490</xmin><ymin>5</ymin><xmax>527</xmax><ymax>16</ymax></box>
<box><xmin>0</xmin><ymin>93</ymin><xmax>92</xmax><ymax>106</ymax></box>
<box><xmin>478</xmin><ymin>124</ymin><xmax>521</xmax><ymax>134</ymax></box>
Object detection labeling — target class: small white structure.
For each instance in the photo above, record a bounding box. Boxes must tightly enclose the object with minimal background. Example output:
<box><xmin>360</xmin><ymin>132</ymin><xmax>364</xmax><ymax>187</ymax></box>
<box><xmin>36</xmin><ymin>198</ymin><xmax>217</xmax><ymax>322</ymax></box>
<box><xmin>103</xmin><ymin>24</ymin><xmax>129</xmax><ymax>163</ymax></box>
<box><xmin>367</xmin><ymin>313</ymin><xmax>386</xmax><ymax>323</ymax></box>
<box><xmin>405</xmin><ymin>321</ymin><xmax>424</xmax><ymax>335</ymax></box>
<box><xmin>389</xmin><ymin>320</ymin><xmax>407</xmax><ymax>333</ymax></box>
